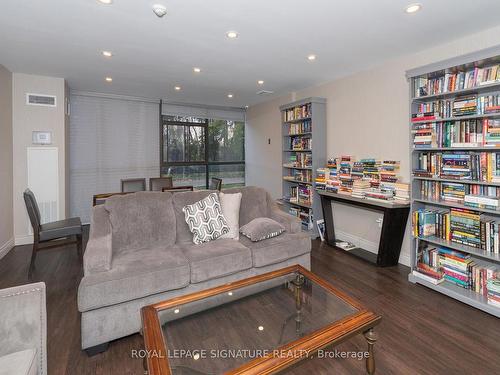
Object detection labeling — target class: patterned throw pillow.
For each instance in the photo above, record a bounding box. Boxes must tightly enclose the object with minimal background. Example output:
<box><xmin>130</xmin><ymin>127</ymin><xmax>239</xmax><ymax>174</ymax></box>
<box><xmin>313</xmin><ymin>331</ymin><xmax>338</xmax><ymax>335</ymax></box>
<box><xmin>182</xmin><ymin>192</ymin><xmax>230</xmax><ymax>244</ymax></box>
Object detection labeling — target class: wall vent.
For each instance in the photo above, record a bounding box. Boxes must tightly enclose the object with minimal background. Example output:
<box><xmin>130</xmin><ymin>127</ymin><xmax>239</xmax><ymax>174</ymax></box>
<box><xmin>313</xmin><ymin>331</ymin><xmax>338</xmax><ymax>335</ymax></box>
<box><xmin>256</xmin><ymin>90</ymin><xmax>274</xmax><ymax>95</ymax></box>
<box><xmin>26</xmin><ymin>93</ymin><xmax>57</xmax><ymax>107</ymax></box>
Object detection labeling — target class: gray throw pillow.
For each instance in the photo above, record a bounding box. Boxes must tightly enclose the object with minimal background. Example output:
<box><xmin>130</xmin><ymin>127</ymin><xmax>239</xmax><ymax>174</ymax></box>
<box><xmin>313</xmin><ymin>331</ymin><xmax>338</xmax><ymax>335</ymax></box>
<box><xmin>182</xmin><ymin>192</ymin><xmax>230</xmax><ymax>244</ymax></box>
<box><xmin>240</xmin><ymin>217</ymin><xmax>285</xmax><ymax>242</ymax></box>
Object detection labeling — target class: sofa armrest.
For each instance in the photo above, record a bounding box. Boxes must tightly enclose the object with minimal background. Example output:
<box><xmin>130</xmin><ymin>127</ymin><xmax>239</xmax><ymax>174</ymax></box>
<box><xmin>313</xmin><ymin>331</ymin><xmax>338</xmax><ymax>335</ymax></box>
<box><xmin>84</xmin><ymin>205</ymin><xmax>113</xmax><ymax>275</ymax></box>
<box><xmin>269</xmin><ymin>207</ymin><xmax>302</xmax><ymax>233</ymax></box>
<box><xmin>0</xmin><ymin>282</ymin><xmax>47</xmax><ymax>375</ymax></box>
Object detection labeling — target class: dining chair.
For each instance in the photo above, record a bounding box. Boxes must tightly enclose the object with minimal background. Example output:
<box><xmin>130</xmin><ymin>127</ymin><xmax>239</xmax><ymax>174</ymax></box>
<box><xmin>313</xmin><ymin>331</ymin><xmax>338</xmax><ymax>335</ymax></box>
<box><xmin>23</xmin><ymin>189</ymin><xmax>82</xmax><ymax>280</ymax></box>
<box><xmin>209</xmin><ymin>177</ymin><xmax>223</xmax><ymax>191</ymax></box>
<box><xmin>121</xmin><ymin>178</ymin><xmax>146</xmax><ymax>193</ymax></box>
<box><xmin>149</xmin><ymin>177</ymin><xmax>173</xmax><ymax>191</ymax></box>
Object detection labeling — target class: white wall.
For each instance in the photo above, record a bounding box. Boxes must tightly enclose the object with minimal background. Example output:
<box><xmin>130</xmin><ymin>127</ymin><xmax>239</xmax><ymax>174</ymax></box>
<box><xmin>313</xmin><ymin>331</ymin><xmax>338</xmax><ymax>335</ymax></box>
<box><xmin>246</xmin><ymin>24</ymin><xmax>500</xmax><ymax>266</ymax></box>
<box><xmin>0</xmin><ymin>64</ymin><xmax>13</xmax><ymax>258</ymax></box>
<box><xmin>12</xmin><ymin>73</ymin><xmax>67</xmax><ymax>245</ymax></box>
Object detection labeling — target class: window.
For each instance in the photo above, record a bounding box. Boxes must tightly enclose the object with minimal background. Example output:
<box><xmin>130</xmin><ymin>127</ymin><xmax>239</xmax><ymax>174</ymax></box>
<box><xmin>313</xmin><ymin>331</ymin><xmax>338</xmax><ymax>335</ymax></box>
<box><xmin>161</xmin><ymin>116</ymin><xmax>245</xmax><ymax>189</ymax></box>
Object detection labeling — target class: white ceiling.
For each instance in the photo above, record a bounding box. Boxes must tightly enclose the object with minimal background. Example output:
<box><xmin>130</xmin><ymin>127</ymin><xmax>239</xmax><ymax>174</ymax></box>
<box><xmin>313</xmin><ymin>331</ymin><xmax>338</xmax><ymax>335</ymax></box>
<box><xmin>1</xmin><ymin>0</ymin><xmax>500</xmax><ymax>107</ymax></box>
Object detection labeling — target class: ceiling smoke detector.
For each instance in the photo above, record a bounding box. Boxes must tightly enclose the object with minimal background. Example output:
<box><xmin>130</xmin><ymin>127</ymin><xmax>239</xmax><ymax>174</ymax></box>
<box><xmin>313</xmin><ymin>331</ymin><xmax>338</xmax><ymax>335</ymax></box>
<box><xmin>152</xmin><ymin>4</ymin><xmax>167</xmax><ymax>18</ymax></box>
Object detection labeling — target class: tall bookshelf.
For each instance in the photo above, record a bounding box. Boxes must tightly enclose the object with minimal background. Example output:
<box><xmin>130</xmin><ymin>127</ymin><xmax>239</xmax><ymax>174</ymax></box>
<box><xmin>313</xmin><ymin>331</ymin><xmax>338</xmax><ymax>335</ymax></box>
<box><xmin>406</xmin><ymin>46</ymin><xmax>500</xmax><ymax>317</ymax></box>
<box><xmin>279</xmin><ymin>97</ymin><xmax>326</xmax><ymax>236</ymax></box>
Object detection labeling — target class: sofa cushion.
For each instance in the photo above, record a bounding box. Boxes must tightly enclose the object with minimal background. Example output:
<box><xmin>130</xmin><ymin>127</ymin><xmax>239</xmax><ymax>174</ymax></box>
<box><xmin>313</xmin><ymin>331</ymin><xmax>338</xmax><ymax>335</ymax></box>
<box><xmin>240</xmin><ymin>217</ymin><xmax>285</xmax><ymax>242</ymax></box>
<box><xmin>223</xmin><ymin>186</ymin><xmax>268</xmax><ymax>226</ymax></box>
<box><xmin>0</xmin><ymin>348</ymin><xmax>38</xmax><ymax>375</ymax></box>
<box><xmin>182</xmin><ymin>192</ymin><xmax>229</xmax><ymax>244</ymax></box>
<box><xmin>78</xmin><ymin>245</ymin><xmax>189</xmax><ymax>311</ymax></box>
<box><xmin>179</xmin><ymin>239</ymin><xmax>252</xmax><ymax>283</ymax></box>
<box><xmin>219</xmin><ymin>191</ymin><xmax>242</xmax><ymax>240</ymax></box>
<box><xmin>104</xmin><ymin>191</ymin><xmax>176</xmax><ymax>252</ymax></box>
<box><xmin>239</xmin><ymin>232</ymin><xmax>311</xmax><ymax>268</ymax></box>
<box><xmin>172</xmin><ymin>190</ymin><xmax>216</xmax><ymax>244</ymax></box>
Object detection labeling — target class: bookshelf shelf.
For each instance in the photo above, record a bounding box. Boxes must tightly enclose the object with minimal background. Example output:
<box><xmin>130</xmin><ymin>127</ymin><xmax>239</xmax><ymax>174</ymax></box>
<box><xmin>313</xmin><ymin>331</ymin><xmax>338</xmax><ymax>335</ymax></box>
<box><xmin>412</xmin><ymin>81</ymin><xmax>500</xmax><ymax>102</ymax></box>
<box><xmin>411</xmin><ymin>112</ymin><xmax>500</xmax><ymax>124</ymax></box>
<box><xmin>413</xmin><ymin>176</ymin><xmax>500</xmax><ymax>187</ymax></box>
<box><xmin>417</xmin><ymin>236</ymin><xmax>500</xmax><ymax>262</ymax></box>
<box><xmin>413</xmin><ymin>198</ymin><xmax>500</xmax><ymax>215</ymax></box>
<box><xmin>280</xmin><ymin>97</ymin><xmax>326</xmax><ymax>235</ymax></box>
<box><xmin>407</xmin><ymin>47</ymin><xmax>500</xmax><ymax>316</ymax></box>
<box><xmin>408</xmin><ymin>273</ymin><xmax>499</xmax><ymax>317</ymax></box>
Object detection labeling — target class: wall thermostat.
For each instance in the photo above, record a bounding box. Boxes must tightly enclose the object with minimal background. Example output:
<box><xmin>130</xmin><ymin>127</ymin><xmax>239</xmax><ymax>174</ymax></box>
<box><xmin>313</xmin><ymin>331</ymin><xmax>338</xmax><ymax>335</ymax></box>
<box><xmin>32</xmin><ymin>131</ymin><xmax>52</xmax><ymax>145</ymax></box>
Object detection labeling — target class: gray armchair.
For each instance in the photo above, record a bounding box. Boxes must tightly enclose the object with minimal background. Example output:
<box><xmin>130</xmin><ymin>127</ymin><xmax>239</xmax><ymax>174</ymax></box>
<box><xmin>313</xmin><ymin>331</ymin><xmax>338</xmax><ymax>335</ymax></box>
<box><xmin>0</xmin><ymin>282</ymin><xmax>47</xmax><ymax>375</ymax></box>
<box><xmin>23</xmin><ymin>189</ymin><xmax>82</xmax><ymax>280</ymax></box>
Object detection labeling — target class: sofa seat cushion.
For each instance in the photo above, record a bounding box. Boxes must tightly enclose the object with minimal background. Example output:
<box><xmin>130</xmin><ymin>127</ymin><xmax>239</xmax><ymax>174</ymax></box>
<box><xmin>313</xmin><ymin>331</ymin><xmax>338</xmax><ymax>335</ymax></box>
<box><xmin>239</xmin><ymin>232</ymin><xmax>311</xmax><ymax>268</ymax></box>
<box><xmin>78</xmin><ymin>245</ymin><xmax>189</xmax><ymax>312</ymax></box>
<box><xmin>0</xmin><ymin>348</ymin><xmax>38</xmax><ymax>375</ymax></box>
<box><xmin>180</xmin><ymin>239</ymin><xmax>252</xmax><ymax>283</ymax></box>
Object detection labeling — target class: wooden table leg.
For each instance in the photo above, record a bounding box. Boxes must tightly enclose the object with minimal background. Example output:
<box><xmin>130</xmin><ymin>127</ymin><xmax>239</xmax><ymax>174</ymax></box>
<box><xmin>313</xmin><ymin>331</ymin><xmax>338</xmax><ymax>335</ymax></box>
<box><xmin>364</xmin><ymin>328</ymin><xmax>377</xmax><ymax>375</ymax></box>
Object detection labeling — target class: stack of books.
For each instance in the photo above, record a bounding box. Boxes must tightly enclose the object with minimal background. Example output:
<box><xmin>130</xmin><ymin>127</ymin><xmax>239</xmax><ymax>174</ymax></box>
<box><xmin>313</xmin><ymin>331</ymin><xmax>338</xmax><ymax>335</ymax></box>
<box><xmin>484</xmin><ymin>119</ymin><xmax>500</xmax><ymax>146</ymax></box>
<box><xmin>452</xmin><ymin>95</ymin><xmax>477</xmax><ymax>116</ymax></box>
<box><xmin>351</xmin><ymin>180</ymin><xmax>371</xmax><ymax>198</ymax></box>
<box><xmin>394</xmin><ymin>183</ymin><xmax>410</xmax><ymax>203</ymax></box>
<box><xmin>413</xmin><ymin>245</ymin><xmax>444</xmax><ymax>284</ymax></box>
<box><xmin>478</xmin><ymin>94</ymin><xmax>500</xmax><ymax>114</ymax></box>
<box><xmin>487</xmin><ymin>278</ymin><xmax>500</xmax><ymax>307</ymax></box>
<box><xmin>464</xmin><ymin>194</ymin><xmax>500</xmax><ymax>210</ymax></box>
<box><xmin>439</xmin><ymin>247</ymin><xmax>473</xmax><ymax>288</ymax></box>
<box><xmin>450</xmin><ymin>208</ymin><xmax>481</xmax><ymax>248</ymax></box>
<box><xmin>315</xmin><ymin>168</ymin><xmax>327</xmax><ymax>190</ymax></box>
<box><xmin>365</xmin><ymin>189</ymin><xmax>394</xmax><ymax>202</ymax></box>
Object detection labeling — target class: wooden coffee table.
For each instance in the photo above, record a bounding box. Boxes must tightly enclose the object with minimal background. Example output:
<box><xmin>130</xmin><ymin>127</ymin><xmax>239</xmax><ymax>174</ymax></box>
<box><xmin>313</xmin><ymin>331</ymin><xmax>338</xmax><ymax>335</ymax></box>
<box><xmin>141</xmin><ymin>265</ymin><xmax>381</xmax><ymax>374</ymax></box>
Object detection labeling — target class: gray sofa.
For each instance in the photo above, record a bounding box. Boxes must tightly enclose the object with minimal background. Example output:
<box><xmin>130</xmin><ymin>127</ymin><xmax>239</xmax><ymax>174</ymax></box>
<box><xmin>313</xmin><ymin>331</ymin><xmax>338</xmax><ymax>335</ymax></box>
<box><xmin>0</xmin><ymin>282</ymin><xmax>47</xmax><ymax>375</ymax></box>
<box><xmin>77</xmin><ymin>186</ymin><xmax>311</xmax><ymax>353</ymax></box>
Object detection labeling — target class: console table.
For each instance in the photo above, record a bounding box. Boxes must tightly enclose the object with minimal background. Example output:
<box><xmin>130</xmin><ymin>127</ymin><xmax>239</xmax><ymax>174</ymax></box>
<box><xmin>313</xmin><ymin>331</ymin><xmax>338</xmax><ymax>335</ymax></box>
<box><xmin>318</xmin><ymin>190</ymin><xmax>410</xmax><ymax>267</ymax></box>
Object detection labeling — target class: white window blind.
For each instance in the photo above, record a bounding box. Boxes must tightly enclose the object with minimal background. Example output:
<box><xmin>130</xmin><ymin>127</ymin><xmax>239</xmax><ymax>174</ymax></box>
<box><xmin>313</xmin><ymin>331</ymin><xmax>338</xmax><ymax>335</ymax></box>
<box><xmin>161</xmin><ymin>102</ymin><xmax>246</xmax><ymax>122</ymax></box>
<box><xmin>69</xmin><ymin>94</ymin><xmax>160</xmax><ymax>223</ymax></box>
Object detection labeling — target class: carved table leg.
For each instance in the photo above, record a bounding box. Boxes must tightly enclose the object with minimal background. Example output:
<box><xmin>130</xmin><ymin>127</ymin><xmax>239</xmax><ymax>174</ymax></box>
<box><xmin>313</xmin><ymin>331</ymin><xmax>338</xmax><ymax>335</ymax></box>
<box><xmin>364</xmin><ymin>328</ymin><xmax>377</xmax><ymax>375</ymax></box>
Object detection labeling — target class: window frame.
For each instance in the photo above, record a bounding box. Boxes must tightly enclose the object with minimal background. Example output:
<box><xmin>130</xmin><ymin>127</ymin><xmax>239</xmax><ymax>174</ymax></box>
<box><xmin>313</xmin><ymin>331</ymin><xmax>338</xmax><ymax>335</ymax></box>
<box><xmin>160</xmin><ymin>116</ymin><xmax>245</xmax><ymax>189</ymax></box>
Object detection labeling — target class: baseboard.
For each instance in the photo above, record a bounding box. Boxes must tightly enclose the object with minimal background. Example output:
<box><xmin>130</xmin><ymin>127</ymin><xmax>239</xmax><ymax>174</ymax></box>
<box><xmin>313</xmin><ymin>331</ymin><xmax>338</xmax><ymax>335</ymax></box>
<box><xmin>15</xmin><ymin>234</ymin><xmax>33</xmax><ymax>246</ymax></box>
<box><xmin>0</xmin><ymin>238</ymin><xmax>14</xmax><ymax>260</ymax></box>
<box><xmin>334</xmin><ymin>229</ymin><xmax>410</xmax><ymax>267</ymax></box>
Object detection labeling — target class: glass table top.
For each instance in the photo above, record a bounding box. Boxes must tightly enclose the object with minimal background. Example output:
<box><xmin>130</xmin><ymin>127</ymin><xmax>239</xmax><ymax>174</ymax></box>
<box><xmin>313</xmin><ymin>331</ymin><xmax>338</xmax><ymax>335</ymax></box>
<box><xmin>156</xmin><ymin>270</ymin><xmax>360</xmax><ymax>375</ymax></box>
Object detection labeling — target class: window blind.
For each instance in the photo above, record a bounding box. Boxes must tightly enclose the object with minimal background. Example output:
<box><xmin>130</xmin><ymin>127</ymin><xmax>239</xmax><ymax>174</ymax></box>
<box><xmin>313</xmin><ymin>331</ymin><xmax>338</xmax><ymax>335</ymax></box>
<box><xmin>69</xmin><ymin>93</ymin><xmax>160</xmax><ymax>223</ymax></box>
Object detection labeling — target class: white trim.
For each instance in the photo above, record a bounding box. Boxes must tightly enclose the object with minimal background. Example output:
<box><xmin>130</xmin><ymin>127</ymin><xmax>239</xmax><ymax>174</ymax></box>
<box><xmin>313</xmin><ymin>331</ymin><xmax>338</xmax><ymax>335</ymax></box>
<box><xmin>335</xmin><ymin>229</ymin><xmax>410</xmax><ymax>266</ymax></box>
<box><xmin>0</xmin><ymin>238</ymin><xmax>14</xmax><ymax>260</ymax></box>
<box><xmin>15</xmin><ymin>234</ymin><xmax>33</xmax><ymax>246</ymax></box>
<box><xmin>26</xmin><ymin>93</ymin><xmax>57</xmax><ymax>107</ymax></box>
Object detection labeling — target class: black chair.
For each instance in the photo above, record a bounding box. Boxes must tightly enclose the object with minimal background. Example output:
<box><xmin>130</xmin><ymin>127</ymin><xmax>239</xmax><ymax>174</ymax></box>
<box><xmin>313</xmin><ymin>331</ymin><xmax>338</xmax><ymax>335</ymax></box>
<box><xmin>121</xmin><ymin>178</ymin><xmax>146</xmax><ymax>193</ymax></box>
<box><xmin>149</xmin><ymin>177</ymin><xmax>173</xmax><ymax>191</ymax></box>
<box><xmin>209</xmin><ymin>177</ymin><xmax>222</xmax><ymax>191</ymax></box>
<box><xmin>23</xmin><ymin>189</ymin><xmax>82</xmax><ymax>280</ymax></box>
<box><xmin>162</xmin><ymin>186</ymin><xmax>194</xmax><ymax>193</ymax></box>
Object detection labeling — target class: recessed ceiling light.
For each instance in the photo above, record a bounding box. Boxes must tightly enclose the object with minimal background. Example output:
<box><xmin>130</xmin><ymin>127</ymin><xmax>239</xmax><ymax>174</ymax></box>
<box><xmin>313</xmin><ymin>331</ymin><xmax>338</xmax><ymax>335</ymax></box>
<box><xmin>257</xmin><ymin>80</ymin><xmax>264</xmax><ymax>85</ymax></box>
<box><xmin>102</xmin><ymin>51</ymin><xmax>113</xmax><ymax>58</ymax></box>
<box><xmin>174</xmin><ymin>308</ymin><xmax>179</xmax><ymax>314</ymax></box>
<box><xmin>193</xmin><ymin>67</ymin><xmax>201</xmax><ymax>73</ymax></box>
<box><xmin>227</xmin><ymin>291</ymin><xmax>233</xmax><ymax>296</ymax></box>
<box><xmin>174</xmin><ymin>86</ymin><xmax>181</xmax><ymax>91</ymax></box>
<box><xmin>258</xmin><ymin>326</ymin><xmax>264</xmax><ymax>331</ymax></box>
<box><xmin>97</xmin><ymin>0</ymin><xmax>112</xmax><ymax>4</ymax></box>
<box><xmin>152</xmin><ymin>4</ymin><xmax>167</xmax><ymax>17</ymax></box>
<box><xmin>105</xmin><ymin>77</ymin><xmax>112</xmax><ymax>82</ymax></box>
<box><xmin>307</xmin><ymin>54</ymin><xmax>317</xmax><ymax>61</ymax></box>
<box><xmin>405</xmin><ymin>3</ymin><xmax>422</xmax><ymax>13</ymax></box>
<box><xmin>226</xmin><ymin>31</ymin><xmax>238</xmax><ymax>39</ymax></box>
<box><xmin>227</xmin><ymin>93</ymin><xmax>234</xmax><ymax>98</ymax></box>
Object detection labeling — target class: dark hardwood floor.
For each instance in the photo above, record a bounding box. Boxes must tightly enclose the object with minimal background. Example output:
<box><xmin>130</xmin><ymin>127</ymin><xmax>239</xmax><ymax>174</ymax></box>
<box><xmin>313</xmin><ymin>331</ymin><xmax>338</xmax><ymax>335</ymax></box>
<box><xmin>0</xmin><ymin>227</ymin><xmax>498</xmax><ymax>374</ymax></box>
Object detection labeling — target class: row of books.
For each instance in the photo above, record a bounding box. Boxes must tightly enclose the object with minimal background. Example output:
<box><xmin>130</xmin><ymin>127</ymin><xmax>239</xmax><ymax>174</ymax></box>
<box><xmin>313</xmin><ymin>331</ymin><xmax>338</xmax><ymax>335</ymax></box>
<box><xmin>287</xmin><ymin>119</ymin><xmax>312</xmax><ymax>135</ymax></box>
<box><xmin>282</xmin><ymin>104</ymin><xmax>311</xmax><ymax>122</ymax></box>
<box><xmin>315</xmin><ymin>156</ymin><xmax>409</xmax><ymax>203</ymax></box>
<box><xmin>412</xmin><ymin>207</ymin><xmax>500</xmax><ymax>252</ymax></box>
<box><xmin>412</xmin><ymin>119</ymin><xmax>500</xmax><ymax>148</ymax></box>
<box><xmin>415</xmin><ymin>244</ymin><xmax>498</xmax><ymax>303</ymax></box>
<box><xmin>413</xmin><ymin>94</ymin><xmax>500</xmax><ymax>120</ymax></box>
<box><xmin>419</xmin><ymin>180</ymin><xmax>500</xmax><ymax>205</ymax></box>
<box><xmin>289</xmin><ymin>137</ymin><xmax>311</xmax><ymax>151</ymax></box>
<box><xmin>284</xmin><ymin>153</ymin><xmax>311</xmax><ymax>169</ymax></box>
<box><xmin>288</xmin><ymin>206</ymin><xmax>312</xmax><ymax>228</ymax></box>
<box><xmin>287</xmin><ymin>185</ymin><xmax>312</xmax><ymax>206</ymax></box>
<box><xmin>284</xmin><ymin>169</ymin><xmax>312</xmax><ymax>183</ymax></box>
<box><xmin>414</xmin><ymin>151</ymin><xmax>500</xmax><ymax>182</ymax></box>
<box><xmin>413</xmin><ymin>64</ymin><xmax>500</xmax><ymax>98</ymax></box>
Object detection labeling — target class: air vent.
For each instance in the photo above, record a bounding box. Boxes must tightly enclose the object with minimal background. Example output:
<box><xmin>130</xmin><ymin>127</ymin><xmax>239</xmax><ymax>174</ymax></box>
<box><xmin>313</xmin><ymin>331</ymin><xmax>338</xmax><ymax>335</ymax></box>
<box><xmin>26</xmin><ymin>93</ymin><xmax>57</xmax><ymax>107</ymax></box>
<box><xmin>256</xmin><ymin>90</ymin><xmax>274</xmax><ymax>95</ymax></box>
